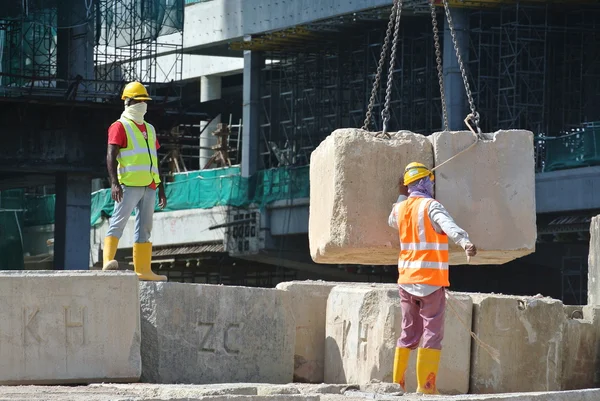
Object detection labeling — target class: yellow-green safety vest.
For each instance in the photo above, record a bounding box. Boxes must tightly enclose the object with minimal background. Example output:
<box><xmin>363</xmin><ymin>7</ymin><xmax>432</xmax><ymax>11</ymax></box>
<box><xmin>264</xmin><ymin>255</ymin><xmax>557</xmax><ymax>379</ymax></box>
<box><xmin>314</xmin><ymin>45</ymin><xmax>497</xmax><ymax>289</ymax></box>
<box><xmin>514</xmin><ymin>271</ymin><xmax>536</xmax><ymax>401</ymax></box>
<box><xmin>117</xmin><ymin>118</ymin><xmax>161</xmax><ymax>186</ymax></box>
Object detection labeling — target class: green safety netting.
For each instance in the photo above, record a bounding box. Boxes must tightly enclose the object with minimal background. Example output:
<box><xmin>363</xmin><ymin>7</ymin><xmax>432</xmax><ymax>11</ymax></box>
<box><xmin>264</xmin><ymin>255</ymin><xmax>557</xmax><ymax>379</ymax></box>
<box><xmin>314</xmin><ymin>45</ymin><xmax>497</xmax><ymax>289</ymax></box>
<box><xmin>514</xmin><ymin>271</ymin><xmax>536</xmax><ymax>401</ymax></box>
<box><xmin>538</xmin><ymin>122</ymin><xmax>600</xmax><ymax>172</ymax></box>
<box><xmin>0</xmin><ymin>189</ymin><xmax>25</xmax><ymax>270</ymax></box>
<box><xmin>18</xmin><ymin>165</ymin><xmax>310</xmax><ymax>228</ymax></box>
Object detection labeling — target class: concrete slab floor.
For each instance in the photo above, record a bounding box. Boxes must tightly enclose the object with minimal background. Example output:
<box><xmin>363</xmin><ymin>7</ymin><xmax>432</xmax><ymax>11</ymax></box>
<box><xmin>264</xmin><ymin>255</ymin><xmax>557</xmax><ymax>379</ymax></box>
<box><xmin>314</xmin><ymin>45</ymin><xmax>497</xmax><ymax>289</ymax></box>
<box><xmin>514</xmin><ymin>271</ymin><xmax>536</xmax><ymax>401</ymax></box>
<box><xmin>0</xmin><ymin>384</ymin><xmax>598</xmax><ymax>401</ymax></box>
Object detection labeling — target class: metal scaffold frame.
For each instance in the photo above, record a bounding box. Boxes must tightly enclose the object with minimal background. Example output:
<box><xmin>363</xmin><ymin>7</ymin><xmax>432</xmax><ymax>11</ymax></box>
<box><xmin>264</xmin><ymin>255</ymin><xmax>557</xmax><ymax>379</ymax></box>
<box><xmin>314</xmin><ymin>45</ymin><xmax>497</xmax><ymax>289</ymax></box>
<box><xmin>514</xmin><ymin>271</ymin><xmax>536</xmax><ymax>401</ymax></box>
<box><xmin>497</xmin><ymin>3</ymin><xmax>548</xmax><ymax>134</ymax></box>
<box><xmin>94</xmin><ymin>0</ymin><xmax>184</xmax><ymax>100</ymax></box>
<box><xmin>0</xmin><ymin>3</ymin><xmax>58</xmax><ymax>89</ymax></box>
<box><xmin>0</xmin><ymin>0</ymin><xmax>184</xmax><ymax>102</ymax></box>
<box><xmin>258</xmin><ymin>18</ymin><xmax>444</xmax><ymax>169</ymax></box>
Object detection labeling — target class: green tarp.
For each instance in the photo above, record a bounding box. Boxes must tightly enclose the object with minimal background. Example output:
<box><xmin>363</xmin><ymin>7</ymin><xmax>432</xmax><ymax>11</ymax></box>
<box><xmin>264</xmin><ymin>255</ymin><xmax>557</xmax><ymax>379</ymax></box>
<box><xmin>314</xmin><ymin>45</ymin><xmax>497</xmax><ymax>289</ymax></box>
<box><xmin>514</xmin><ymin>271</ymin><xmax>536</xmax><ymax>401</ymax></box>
<box><xmin>539</xmin><ymin>122</ymin><xmax>600</xmax><ymax>172</ymax></box>
<box><xmin>19</xmin><ymin>165</ymin><xmax>310</xmax><ymax>228</ymax></box>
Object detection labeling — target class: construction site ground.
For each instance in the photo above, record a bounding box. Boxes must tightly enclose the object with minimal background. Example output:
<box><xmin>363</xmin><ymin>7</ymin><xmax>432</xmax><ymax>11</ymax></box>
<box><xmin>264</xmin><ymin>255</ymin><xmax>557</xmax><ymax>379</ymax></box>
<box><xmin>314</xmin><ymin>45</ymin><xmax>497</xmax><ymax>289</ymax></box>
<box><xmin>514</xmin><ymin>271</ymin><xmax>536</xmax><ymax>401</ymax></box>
<box><xmin>0</xmin><ymin>383</ymin><xmax>599</xmax><ymax>401</ymax></box>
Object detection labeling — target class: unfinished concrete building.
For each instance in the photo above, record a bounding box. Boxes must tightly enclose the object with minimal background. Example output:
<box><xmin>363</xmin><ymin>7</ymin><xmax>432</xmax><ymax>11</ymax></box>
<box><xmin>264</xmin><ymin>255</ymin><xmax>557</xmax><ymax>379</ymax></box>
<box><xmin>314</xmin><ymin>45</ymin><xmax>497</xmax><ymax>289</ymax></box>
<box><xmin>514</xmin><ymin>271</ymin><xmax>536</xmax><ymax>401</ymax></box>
<box><xmin>2</xmin><ymin>0</ymin><xmax>600</xmax><ymax>305</ymax></box>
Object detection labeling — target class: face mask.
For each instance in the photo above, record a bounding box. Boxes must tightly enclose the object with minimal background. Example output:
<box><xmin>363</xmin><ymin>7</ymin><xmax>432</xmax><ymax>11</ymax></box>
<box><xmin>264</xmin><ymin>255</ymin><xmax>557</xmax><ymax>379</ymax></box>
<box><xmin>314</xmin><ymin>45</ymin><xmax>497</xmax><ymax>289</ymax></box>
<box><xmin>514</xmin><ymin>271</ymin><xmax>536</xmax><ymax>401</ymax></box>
<box><xmin>122</xmin><ymin>102</ymin><xmax>147</xmax><ymax>124</ymax></box>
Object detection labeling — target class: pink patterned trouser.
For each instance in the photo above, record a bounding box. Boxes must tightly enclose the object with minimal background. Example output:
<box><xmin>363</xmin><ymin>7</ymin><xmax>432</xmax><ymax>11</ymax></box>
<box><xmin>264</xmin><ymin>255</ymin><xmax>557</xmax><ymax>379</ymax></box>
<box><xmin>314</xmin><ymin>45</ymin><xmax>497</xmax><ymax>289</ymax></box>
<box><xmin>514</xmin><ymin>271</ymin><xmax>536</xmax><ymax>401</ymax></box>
<box><xmin>397</xmin><ymin>286</ymin><xmax>446</xmax><ymax>350</ymax></box>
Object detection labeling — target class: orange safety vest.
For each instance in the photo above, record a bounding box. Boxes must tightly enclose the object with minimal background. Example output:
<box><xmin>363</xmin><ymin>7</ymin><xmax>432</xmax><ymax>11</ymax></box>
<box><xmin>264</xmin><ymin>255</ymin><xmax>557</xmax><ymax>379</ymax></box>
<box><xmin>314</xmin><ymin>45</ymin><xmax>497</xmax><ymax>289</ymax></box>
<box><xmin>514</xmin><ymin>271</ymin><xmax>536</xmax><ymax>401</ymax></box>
<box><xmin>394</xmin><ymin>197</ymin><xmax>450</xmax><ymax>287</ymax></box>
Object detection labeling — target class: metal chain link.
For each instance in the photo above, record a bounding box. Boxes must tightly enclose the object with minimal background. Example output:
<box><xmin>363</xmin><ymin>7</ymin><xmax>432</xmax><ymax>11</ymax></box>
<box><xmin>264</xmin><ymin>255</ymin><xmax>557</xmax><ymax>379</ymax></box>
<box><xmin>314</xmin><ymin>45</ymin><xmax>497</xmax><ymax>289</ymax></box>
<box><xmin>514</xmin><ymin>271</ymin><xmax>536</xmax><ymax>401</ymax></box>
<box><xmin>430</xmin><ymin>0</ymin><xmax>448</xmax><ymax>131</ymax></box>
<box><xmin>362</xmin><ymin>1</ymin><xmax>399</xmax><ymax>131</ymax></box>
<box><xmin>442</xmin><ymin>0</ymin><xmax>482</xmax><ymax>135</ymax></box>
<box><xmin>380</xmin><ymin>0</ymin><xmax>403</xmax><ymax>137</ymax></box>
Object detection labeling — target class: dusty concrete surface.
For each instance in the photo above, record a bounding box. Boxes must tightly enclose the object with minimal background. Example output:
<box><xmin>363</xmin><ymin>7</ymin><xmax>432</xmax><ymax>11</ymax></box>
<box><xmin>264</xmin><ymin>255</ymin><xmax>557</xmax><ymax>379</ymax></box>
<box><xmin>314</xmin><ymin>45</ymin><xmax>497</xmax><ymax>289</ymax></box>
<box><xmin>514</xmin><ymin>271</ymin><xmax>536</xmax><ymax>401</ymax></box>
<box><xmin>588</xmin><ymin>216</ymin><xmax>600</xmax><ymax>305</ymax></box>
<box><xmin>276</xmin><ymin>281</ymin><xmax>342</xmax><ymax>383</ymax></box>
<box><xmin>560</xmin><ymin>317</ymin><xmax>597</xmax><ymax>390</ymax></box>
<box><xmin>139</xmin><ymin>282</ymin><xmax>295</xmax><ymax>384</ymax></box>
<box><xmin>0</xmin><ymin>271</ymin><xmax>141</xmax><ymax>385</ymax></box>
<box><xmin>324</xmin><ymin>285</ymin><xmax>472</xmax><ymax>394</ymax></box>
<box><xmin>309</xmin><ymin>128</ymin><xmax>433</xmax><ymax>265</ymax></box>
<box><xmin>429</xmin><ymin>130</ymin><xmax>536</xmax><ymax>265</ymax></box>
<box><xmin>0</xmin><ymin>383</ymin><xmax>598</xmax><ymax>401</ymax></box>
<box><xmin>469</xmin><ymin>294</ymin><xmax>565</xmax><ymax>393</ymax></box>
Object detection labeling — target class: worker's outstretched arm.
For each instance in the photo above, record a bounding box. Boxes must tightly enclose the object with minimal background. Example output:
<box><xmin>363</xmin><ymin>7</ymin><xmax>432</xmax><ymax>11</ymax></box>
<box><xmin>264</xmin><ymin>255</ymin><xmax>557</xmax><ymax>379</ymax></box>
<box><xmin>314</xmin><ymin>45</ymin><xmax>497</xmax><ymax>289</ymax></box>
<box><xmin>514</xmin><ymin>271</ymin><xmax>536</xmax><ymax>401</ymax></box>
<box><xmin>428</xmin><ymin>201</ymin><xmax>476</xmax><ymax>256</ymax></box>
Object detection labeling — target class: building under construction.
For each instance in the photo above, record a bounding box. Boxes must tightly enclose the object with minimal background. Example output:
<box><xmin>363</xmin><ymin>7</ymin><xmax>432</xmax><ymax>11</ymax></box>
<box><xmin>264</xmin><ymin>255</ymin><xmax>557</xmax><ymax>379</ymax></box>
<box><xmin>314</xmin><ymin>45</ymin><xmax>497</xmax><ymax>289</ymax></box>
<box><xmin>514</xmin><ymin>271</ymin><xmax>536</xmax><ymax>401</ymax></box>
<box><xmin>2</xmin><ymin>0</ymin><xmax>600</xmax><ymax>304</ymax></box>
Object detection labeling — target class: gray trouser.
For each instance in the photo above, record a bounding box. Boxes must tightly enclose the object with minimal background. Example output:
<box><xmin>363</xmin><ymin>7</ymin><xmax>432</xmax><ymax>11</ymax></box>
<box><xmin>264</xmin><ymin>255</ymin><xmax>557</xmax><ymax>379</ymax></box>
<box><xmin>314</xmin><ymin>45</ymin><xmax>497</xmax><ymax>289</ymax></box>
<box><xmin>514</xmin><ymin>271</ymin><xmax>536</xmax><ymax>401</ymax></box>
<box><xmin>106</xmin><ymin>184</ymin><xmax>156</xmax><ymax>243</ymax></box>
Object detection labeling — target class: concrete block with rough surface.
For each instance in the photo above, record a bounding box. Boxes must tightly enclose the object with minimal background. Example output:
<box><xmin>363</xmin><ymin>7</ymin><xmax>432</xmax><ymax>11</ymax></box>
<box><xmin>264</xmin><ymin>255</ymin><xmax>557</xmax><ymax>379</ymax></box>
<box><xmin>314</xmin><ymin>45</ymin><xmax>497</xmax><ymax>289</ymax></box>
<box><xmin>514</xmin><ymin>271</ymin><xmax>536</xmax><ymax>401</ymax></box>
<box><xmin>309</xmin><ymin>128</ymin><xmax>433</xmax><ymax>265</ymax></box>
<box><xmin>561</xmin><ymin>314</ymin><xmax>597</xmax><ymax>390</ymax></box>
<box><xmin>429</xmin><ymin>130</ymin><xmax>537</xmax><ymax>265</ymax></box>
<box><xmin>139</xmin><ymin>282</ymin><xmax>295</xmax><ymax>384</ymax></box>
<box><xmin>0</xmin><ymin>271</ymin><xmax>141</xmax><ymax>385</ymax></box>
<box><xmin>276</xmin><ymin>281</ymin><xmax>341</xmax><ymax>383</ymax></box>
<box><xmin>470</xmin><ymin>294</ymin><xmax>565</xmax><ymax>393</ymax></box>
<box><xmin>324</xmin><ymin>285</ymin><xmax>471</xmax><ymax>394</ymax></box>
<box><xmin>588</xmin><ymin>216</ymin><xmax>600</xmax><ymax>305</ymax></box>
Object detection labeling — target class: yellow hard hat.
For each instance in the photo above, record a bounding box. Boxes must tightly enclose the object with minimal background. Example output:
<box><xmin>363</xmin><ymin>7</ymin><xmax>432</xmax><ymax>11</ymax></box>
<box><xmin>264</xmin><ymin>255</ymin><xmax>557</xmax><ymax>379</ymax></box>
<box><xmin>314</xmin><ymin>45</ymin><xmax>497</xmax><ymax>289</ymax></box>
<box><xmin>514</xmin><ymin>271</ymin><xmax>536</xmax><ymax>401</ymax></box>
<box><xmin>403</xmin><ymin>162</ymin><xmax>434</xmax><ymax>186</ymax></box>
<box><xmin>121</xmin><ymin>81</ymin><xmax>152</xmax><ymax>101</ymax></box>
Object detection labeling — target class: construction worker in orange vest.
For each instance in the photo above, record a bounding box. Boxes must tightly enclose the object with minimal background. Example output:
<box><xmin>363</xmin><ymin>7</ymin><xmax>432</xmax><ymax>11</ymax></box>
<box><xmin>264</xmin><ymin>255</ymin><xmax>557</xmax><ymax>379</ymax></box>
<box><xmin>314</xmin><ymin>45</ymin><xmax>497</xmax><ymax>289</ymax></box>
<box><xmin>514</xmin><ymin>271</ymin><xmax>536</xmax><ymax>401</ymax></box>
<box><xmin>387</xmin><ymin>162</ymin><xmax>477</xmax><ymax>395</ymax></box>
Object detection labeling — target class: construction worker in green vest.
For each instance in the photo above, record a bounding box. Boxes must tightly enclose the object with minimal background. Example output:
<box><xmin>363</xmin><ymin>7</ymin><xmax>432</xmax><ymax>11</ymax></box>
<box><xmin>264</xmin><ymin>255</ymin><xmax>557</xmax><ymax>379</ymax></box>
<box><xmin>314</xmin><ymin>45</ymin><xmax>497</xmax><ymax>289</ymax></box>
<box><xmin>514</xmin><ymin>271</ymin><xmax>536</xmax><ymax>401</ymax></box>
<box><xmin>102</xmin><ymin>81</ymin><xmax>168</xmax><ymax>281</ymax></box>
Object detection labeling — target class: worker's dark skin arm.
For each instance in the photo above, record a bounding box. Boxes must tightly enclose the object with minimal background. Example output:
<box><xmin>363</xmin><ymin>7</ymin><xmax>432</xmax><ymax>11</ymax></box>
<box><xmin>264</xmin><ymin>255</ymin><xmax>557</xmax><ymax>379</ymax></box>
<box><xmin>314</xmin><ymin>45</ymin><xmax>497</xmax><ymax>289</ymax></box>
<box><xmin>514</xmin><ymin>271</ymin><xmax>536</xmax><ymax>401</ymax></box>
<box><xmin>107</xmin><ymin>144</ymin><xmax>123</xmax><ymax>202</ymax></box>
<box><xmin>158</xmin><ymin>178</ymin><xmax>167</xmax><ymax>209</ymax></box>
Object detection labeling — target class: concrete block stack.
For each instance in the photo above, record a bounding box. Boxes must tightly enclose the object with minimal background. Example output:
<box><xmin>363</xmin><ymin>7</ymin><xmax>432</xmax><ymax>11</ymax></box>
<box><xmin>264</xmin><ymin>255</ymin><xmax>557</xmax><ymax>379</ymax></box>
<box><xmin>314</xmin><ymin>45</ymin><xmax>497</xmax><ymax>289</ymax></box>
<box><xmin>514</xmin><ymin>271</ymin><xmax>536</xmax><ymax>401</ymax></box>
<box><xmin>323</xmin><ymin>285</ymin><xmax>472</xmax><ymax>395</ymax></box>
<box><xmin>0</xmin><ymin>271</ymin><xmax>141</xmax><ymax>385</ymax></box>
<box><xmin>309</xmin><ymin>128</ymin><xmax>537</xmax><ymax>266</ymax></box>
<box><xmin>139</xmin><ymin>282</ymin><xmax>295</xmax><ymax>384</ymax></box>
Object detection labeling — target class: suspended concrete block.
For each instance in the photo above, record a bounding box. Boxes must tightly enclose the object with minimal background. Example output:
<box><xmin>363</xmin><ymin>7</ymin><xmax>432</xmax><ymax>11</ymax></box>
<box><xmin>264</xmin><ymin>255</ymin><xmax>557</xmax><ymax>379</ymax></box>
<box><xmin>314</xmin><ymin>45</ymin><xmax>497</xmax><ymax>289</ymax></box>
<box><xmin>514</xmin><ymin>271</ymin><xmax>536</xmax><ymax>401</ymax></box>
<box><xmin>139</xmin><ymin>282</ymin><xmax>295</xmax><ymax>384</ymax></box>
<box><xmin>0</xmin><ymin>271</ymin><xmax>141</xmax><ymax>385</ymax></box>
<box><xmin>430</xmin><ymin>130</ymin><xmax>537</xmax><ymax>265</ymax></box>
<box><xmin>323</xmin><ymin>285</ymin><xmax>472</xmax><ymax>394</ymax></box>
<box><xmin>309</xmin><ymin>128</ymin><xmax>433</xmax><ymax>265</ymax></box>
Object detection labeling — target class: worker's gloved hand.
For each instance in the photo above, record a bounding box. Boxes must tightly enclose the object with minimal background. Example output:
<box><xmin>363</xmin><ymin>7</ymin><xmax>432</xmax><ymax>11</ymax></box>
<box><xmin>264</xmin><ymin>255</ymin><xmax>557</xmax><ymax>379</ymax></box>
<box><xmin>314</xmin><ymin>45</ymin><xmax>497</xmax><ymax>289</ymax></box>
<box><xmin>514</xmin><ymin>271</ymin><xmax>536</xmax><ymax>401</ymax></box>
<box><xmin>398</xmin><ymin>178</ymin><xmax>409</xmax><ymax>197</ymax></box>
<box><xmin>465</xmin><ymin>242</ymin><xmax>477</xmax><ymax>257</ymax></box>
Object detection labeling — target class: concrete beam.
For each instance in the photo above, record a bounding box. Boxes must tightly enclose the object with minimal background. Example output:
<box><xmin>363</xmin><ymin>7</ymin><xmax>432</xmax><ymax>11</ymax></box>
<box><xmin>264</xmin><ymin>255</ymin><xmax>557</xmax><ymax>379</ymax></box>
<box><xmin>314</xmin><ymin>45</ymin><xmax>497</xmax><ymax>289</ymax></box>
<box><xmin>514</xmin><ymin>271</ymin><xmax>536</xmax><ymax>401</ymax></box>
<box><xmin>241</xmin><ymin>50</ymin><xmax>264</xmax><ymax>178</ymax></box>
<box><xmin>53</xmin><ymin>173</ymin><xmax>92</xmax><ymax>270</ymax></box>
<box><xmin>183</xmin><ymin>0</ymin><xmax>395</xmax><ymax>52</ymax></box>
<box><xmin>536</xmin><ymin>166</ymin><xmax>600</xmax><ymax>213</ymax></box>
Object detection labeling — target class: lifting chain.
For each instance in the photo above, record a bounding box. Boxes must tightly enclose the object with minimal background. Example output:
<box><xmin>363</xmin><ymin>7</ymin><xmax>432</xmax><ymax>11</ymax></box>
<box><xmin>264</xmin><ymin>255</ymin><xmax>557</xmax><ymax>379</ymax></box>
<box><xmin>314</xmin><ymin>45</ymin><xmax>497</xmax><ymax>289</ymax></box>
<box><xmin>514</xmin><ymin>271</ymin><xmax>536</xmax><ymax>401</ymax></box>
<box><xmin>430</xmin><ymin>0</ymin><xmax>448</xmax><ymax>132</ymax></box>
<box><xmin>380</xmin><ymin>0</ymin><xmax>404</xmax><ymax>138</ymax></box>
<box><xmin>362</xmin><ymin>0</ymin><xmax>483</xmax><ymax>140</ymax></box>
<box><xmin>362</xmin><ymin>0</ymin><xmax>399</xmax><ymax>133</ymax></box>
<box><xmin>441</xmin><ymin>0</ymin><xmax>482</xmax><ymax>136</ymax></box>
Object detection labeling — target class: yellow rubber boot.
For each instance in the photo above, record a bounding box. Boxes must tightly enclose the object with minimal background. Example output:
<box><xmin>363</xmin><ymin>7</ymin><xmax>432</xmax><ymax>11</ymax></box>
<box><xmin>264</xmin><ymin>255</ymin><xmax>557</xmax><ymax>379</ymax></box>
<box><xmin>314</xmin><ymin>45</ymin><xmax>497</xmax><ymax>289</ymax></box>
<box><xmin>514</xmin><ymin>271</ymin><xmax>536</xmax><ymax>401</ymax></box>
<box><xmin>416</xmin><ymin>347</ymin><xmax>441</xmax><ymax>395</ymax></box>
<box><xmin>103</xmin><ymin>236</ymin><xmax>120</xmax><ymax>271</ymax></box>
<box><xmin>393</xmin><ymin>347</ymin><xmax>411</xmax><ymax>392</ymax></box>
<box><xmin>133</xmin><ymin>242</ymin><xmax>167</xmax><ymax>281</ymax></box>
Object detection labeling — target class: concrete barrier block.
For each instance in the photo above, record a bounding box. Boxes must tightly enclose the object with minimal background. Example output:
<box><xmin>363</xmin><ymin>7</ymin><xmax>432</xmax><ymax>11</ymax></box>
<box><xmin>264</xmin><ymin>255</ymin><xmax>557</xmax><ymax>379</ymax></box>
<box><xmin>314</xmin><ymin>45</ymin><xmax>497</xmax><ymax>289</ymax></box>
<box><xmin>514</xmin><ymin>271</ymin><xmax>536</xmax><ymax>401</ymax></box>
<box><xmin>429</xmin><ymin>130</ymin><xmax>536</xmax><ymax>265</ymax></box>
<box><xmin>561</xmin><ymin>316</ymin><xmax>597</xmax><ymax>390</ymax></box>
<box><xmin>324</xmin><ymin>285</ymin><xmax>472</xmax><ymax>394</ymax></box>
<box><xmin>308</xmin><ymin>128</ymin><xmax>433</xmax><ymax>265</ymax></box>
<box><xmin>276</xmin><ymin>281</ymin><xmax>340</xmax><ymax>383</ymax></box>
<box><xmin>139</xmin><ymin>282</ymin><xmax>295</xmax><ymax>384</ymax></box>
<box><xmin>470</xmin><ymin>294</ymin><xmax>566</xmax><ymax>393</ymax></box>
<box><xmin>0</xmin><ymin>271</ymin><xmax>141</xmax><ymax>384</ymax></box>
<box><xmin>588</xmin><ymin>216</ymin><xmax>600</xmax><ymax>305</ymax></box>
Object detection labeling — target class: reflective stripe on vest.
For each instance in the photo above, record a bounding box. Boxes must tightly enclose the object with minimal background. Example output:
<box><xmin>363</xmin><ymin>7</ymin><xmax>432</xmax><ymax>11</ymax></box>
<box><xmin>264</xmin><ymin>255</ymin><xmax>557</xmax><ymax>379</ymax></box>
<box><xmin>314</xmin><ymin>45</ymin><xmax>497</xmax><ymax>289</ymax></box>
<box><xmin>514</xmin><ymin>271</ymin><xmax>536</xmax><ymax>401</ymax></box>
<box><xmin>117</xmin><ymin>118</ymin><xmax>161</xmax><ymax>186</ymax></box>
<box><xmin>395</xmin><ymin>197</ymin><xmax>450</xmax><ymax>287</ymax></box>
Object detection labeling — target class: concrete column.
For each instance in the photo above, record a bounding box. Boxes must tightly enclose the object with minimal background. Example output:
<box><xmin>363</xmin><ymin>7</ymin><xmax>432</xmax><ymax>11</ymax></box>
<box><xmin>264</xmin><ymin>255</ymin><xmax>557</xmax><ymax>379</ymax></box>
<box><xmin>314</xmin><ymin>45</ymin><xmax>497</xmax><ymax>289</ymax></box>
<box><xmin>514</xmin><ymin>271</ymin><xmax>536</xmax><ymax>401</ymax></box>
<box><xmin>443</xmin><ymin>7</ymin><xmax>470</xmax><ymax>131</ymax></box>
<box><xmin>57</xmin><ymin>0</ymin><xmax>94</xmax><ymax>93</ymax></box>
<box><xmin>200</xmin><ymin>75</ymin><xmax>222</xmax><ymax>169</ymax></box>
<box><xmin>589</xmin><ymin>215</ymin><xmax>600</xmax><ymax>305</ymax></box>
<box><xmin>53</xmin><ymin>173</ymin><xmax>92</xmax><ymax>270</ymax></box>
<box><xmin>241</xmin><ymin>50</ymin><xmax>264</xmax><ymax>178</ymax></box>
